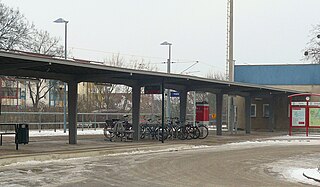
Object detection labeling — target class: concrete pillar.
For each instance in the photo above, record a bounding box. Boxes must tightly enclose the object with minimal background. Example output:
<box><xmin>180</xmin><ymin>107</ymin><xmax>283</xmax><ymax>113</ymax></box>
<box><xmin>132</xmin><ymin>84</ymin><xmax>141</xmax><ymax>141</ymax></box>
<box><xmin>245</xmin><ymin>95</ymin><xmax>251</xmax><ymax>134</ymax></box>
<box><xmin>179</xmin><ymin>90</ymin><xmax>188</xmax><ymax>123</ymax></box>
<box><xmin>283</xmin><ymin>95</ymin><xmax>289</xmax><ymax>130</ymax></box>
<box><xmin>68</xmin><ymin>81</ymin><xmax>78</xmax><ymax>144</ymax></box>
<box><xmin>216</xmin><ymin>93</ymin><xmax>223</xmax><ymax>136</ymax></box>
<box><xmin>228</xmin><ymin>96</ymin><xmax>235</xmax><ymax>133</ymax></box>
<box><xmin>268</xmin><ymin>97</ymin><xmax>275</xmax><ymax>132</ymax></box>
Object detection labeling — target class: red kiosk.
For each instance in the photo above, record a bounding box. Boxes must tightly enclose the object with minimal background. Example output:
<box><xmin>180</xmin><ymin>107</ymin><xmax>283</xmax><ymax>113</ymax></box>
<box><xmin>196</xmin><ymin>102</ymin><xmax>209</xmax><ymax>125</ymax></box>
<box><xmin>289</xmin><ymin>93</ymin><xmax>320</xmax><ymax>136</ymax></box>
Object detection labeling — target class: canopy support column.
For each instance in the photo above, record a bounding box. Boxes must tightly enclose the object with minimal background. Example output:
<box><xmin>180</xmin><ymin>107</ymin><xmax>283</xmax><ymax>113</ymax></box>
<box><xmin>68</xmin><ymin>81</ymin><xmax>78</xmax><ymax>144</ymax></box>
<box><xmin>179</xmin><ymin>89</ymin><xmax>188</xmax><ymax>123</ymax></box>
<box><xmin>132</xmin><ymin>84</ymin><xmax>141</xmax><ymax>141</ymax></box>
<box><xmin>216</xmin><ymin>93</ymin><xmax>223</xmax><ymax>136</ymax></box>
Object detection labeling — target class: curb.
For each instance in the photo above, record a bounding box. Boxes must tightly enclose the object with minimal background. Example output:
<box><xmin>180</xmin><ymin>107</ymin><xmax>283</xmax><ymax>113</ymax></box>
<box><xmin>0</xmin><ymin>143</ymin><xmax>191</xmax><ymax>166</ymax></box>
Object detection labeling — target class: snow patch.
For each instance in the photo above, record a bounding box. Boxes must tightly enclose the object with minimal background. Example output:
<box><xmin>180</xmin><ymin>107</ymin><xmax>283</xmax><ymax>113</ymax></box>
<box><xmin>29</xmin><ymin>129</ymin><xmax>104</xmax><ymax>137</ymax></box>
<box><xmin>1</xmin><ymin>129</ymin><xmax>104</xmax><ymax>137</ymax></box>
<box><xmin>107</xmin><ymin>145</ymin><xmax>210</xmax><ymax>156</ymax></box>
<box><xmin>2</xmin><ymin>156</ymin><xmax>92</xmax><ymax>167</ymax></box>
<box><xmin>303</xmin><ymin>168</ymin><xmax>320</xmax><ymax>182</ymax></box>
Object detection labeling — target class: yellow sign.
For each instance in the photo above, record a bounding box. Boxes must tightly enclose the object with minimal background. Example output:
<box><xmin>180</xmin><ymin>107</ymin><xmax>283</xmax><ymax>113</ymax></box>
<box><xmin>211</xmin><ymin>113</ymin><xmax>216</xmax><ymax>119</ymax></box>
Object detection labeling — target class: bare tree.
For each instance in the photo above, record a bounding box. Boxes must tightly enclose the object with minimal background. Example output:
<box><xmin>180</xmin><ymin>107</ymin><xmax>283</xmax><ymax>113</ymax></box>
<box><xmin>25</xmin><ymin>31</ymin><xmax>63</xmax><ymax>110</ymax></box>
<box><xmin>206</xmin><ymin>70</ymin><xmax>226</xmax><ymax>81</ymax></box>
<box><xmin>304</xmin><ymin>25</ymin><xmax>320</xmax><ymax>64</ymax></box>
<box><xmin>129</xmin><ymin>58</ymin><xmax>158</xmax><ymax>71</ymax></box>
<box><xmin>0</xmin><ymin>3</ymin><xmax>64</xmax><ymax>111</ymax></box>
<box><xmin>27</xmin><ymin>79</ymin><xmax>57</xmax><ymax>109</ymax></box>
<box><xmin>24</xmin><ymin>30</ymin><xmax>64</xmax><ymax>56</ymax></box>
<box><xmin>0</xmin><ymin>3</ymin><xmax>33</xmax><ymax>50</ymax></box>
<box><xmin>83</xmin><ymin>54</ymin><xmax>159</xmax><ymax>113</ymax></box>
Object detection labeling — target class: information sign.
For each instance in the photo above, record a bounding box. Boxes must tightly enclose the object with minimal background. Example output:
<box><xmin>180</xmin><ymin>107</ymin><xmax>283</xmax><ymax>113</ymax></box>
<box><xmin>291</xmin><ymin>102</ymin><xmax>307</xmax><ymax>106</ymax></box>
<box><xmin>309</xmin><ymin>108</ymin><xmax>320</xmax><ymax>127</ymax></box>
<box><xmin>309</xmin><ymin>102</ymin><xmax>320</xmax><ymax>106</ymax></box>
<box><xmin>292</xmin><ymin>107</ymin><xmax>306</xmax><ymax>127</ymax></box>
<box><xmin>170</xmin><ymin>91</ymin><xmax>179</xmax><ymax>97</ymax></box>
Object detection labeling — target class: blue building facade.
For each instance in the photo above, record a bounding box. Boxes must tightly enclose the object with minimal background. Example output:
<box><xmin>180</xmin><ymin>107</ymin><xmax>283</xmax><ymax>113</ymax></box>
<box><xmin>235</xmin><ymin>64</ymin><xmax>320</xmax><ymax>85</ymax></box>
<box><xmin>233</xmin><ymin>64</ymin><xmax>320</xmax><ymax>131</ymax></box>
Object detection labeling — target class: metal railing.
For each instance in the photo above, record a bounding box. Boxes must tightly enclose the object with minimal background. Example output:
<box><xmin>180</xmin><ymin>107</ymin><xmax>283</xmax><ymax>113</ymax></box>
<box><xmin>0</xmin><ymin>112</ymin><xmax>226</xmax><ymax>132</ymax></box>
<box><xmin>0</xmin><ymin>112</ymin><xmax>129</xmax><ymax>131</ymax></box>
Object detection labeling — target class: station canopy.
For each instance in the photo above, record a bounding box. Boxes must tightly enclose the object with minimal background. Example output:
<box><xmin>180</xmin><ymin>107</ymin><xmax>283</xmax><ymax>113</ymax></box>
<box><xmin>0</xmin><ymin>50</ymin><xmax>301</xmax><ymax>96</ymax></box>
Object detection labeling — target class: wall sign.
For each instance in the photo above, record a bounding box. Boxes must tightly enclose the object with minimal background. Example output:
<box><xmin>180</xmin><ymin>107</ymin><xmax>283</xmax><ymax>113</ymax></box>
<box><xmin>144</xmin><ymin>85</ymin><xmax>162</xmax><ymax>94</ymax></box>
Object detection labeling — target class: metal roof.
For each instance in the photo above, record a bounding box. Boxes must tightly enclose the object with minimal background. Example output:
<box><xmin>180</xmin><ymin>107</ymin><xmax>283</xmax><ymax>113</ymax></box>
<box><xmin>0</xmin><ymin>50</ymin><xmax>301</xmax><ymax>96</ymax></box>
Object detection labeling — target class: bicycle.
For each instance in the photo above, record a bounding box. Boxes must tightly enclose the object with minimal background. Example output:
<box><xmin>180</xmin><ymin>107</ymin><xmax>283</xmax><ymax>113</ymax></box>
<box><xmin>166</xmin><ymin>117</ymin><xmax>180</xmax><ymax>139</ymax></box>
<box><xmin>176</xmin><ymin>122</ymin><xmax>200</xmax><ymax>140</ymax></box>
<box><xmin>103</xmin><ymin>115</ymin><xmax>134</xmax><ymax>141</ymax></box>
<box><xmin>140</xmin><ymin>116</ymin><xmax>167</xmax><ymax>141</ymax></box>
<box><xmin>196</xmin><ymin>121</ymin><xmax>209</xmax><ymax>139</ymax></box>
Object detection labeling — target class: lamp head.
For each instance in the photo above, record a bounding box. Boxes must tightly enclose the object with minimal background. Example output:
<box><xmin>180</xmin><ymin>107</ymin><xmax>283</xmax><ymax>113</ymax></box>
<box><xmin>54</xmin><ymin>18</ymin><xmax>68</xmax><ymax>23</ymax></box>
<box><xmin>160</xmin><ymin>41</ymin><xmax>172</xmax><ymax>46</ymax></box>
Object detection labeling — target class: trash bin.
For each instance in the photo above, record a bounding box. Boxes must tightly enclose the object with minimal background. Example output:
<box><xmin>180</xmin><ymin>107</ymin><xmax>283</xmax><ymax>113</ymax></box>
<box><xmin>17</xmin><ymin>124</ymin><xmax>29</xmax><ymax>144</ymax></box>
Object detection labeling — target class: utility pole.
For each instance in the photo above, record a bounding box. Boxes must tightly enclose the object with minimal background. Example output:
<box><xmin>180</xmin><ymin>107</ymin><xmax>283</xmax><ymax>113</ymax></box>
<box><xmin>226</xmin><ymin>0</ymin><xmax>235</xmax><ymax>133</ymax></box>
<box><xmin>228</xmin><ymin>0</ymin><xmax>234</xmax><ymax>82</ymax></box>
<box><xmin>226</xmin><ymin>0</ymin><xmax>234</xmax><ymax>81</ymax></box>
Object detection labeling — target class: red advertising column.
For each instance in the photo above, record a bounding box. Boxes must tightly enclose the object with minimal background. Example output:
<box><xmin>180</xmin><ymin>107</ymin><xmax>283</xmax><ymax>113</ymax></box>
<box><xmin>196</xmin><ymin>102</ymin><xmax>209</xmax><ymax>125</ymax></box>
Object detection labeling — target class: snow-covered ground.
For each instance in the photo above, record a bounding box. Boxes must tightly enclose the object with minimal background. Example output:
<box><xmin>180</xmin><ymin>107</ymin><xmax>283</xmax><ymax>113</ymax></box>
<box><xmin>225</xmin><ymin>135</ymin><xmax>320</xmax><ymax>185</ymax></box>
<box><xmin>2</xmin><ymin>131</ymin><xmax>320</xmax><ymax>185</ymax></box>
<box><xmin>3</xmin><ymin>136</ymin><xmax>320</xmax><ymax>186</ymax></box>
<box><xmin>265</xmin><ymin>154</ymin><xmax>320</xmax><ymax>186</ymax></box>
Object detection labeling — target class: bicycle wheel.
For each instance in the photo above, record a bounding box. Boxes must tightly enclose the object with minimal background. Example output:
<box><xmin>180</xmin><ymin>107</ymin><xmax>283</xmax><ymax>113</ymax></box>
<box><xmin>198</xmin><ymin>125</ymin><xmax>209</xmax><ymax>139</ymax></box>
<box><xmin>190</xmin><ymin>126</ymin><xmax>200</xmax><ymax>139</ymax></box>
<box><xmin>140</xmin><ymin>125</ymin><xmax>146</xmax><ymax>139</ymax></box>
<box><xmin>185</xmin><ymin>126</ymin><xmax>192</xmax><ymax>140</ymax></box>
<box><xmin>167</xmin><ymin>126</ymin><xmax>176</xmax><ymax>139</ymax></box>
<box><xmin>177</xmin><ymin>126</ymin><xmax>187</xmax><ymax>140</ymax></box>
<box><xmin>155</xmin><ymin>127</ymin><xmax>168</xmax><ymax>141</ymax></box>
<box><xmin>103</xmin><ymin>126</ymin><xmax>114</xmax><ymax>141</ymax></box>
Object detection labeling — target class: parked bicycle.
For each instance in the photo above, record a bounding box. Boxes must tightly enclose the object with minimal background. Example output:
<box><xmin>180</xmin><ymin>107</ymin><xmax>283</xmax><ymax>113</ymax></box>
<box><xmin>176</xmin><ymin>122</ymin><xmax>200</xmax><ymax>140</ymax></box>
<box><xmin>195</xmin><ymin>121</ymin><xmax>209</xmax><ymax>139</ymax></box>
<box><xmin>103</xmin><ymin>115</ymin><xmax>134</xmax><ymax>141</ymax></box>
<box><xmin>140</xmin><ymin>116</ymin><xmax>167</xmax><ymax>141</ymax></box>
<box><xmin>166</xmin><ymin>117</ymin><xmax>181</xmax><ymax>139</ymax></box>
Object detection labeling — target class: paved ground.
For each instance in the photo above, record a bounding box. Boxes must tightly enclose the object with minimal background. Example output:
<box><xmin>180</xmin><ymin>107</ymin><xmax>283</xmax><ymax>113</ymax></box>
<box><xmin>0</xmin><ymin>130</ymin><xmax>288</xmax><ymax>157</ymax></box>
<box><xmin>0</xmin><ymin>130</ymin><xmax>319</xmax><ymax>186</ymax></box>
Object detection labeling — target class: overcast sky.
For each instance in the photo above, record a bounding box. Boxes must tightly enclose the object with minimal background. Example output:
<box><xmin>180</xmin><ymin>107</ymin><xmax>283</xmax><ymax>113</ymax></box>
<box><xmin>2</xmin><ymin>0</ymin><xmax>320</xmax><ymax>77</ymax></box>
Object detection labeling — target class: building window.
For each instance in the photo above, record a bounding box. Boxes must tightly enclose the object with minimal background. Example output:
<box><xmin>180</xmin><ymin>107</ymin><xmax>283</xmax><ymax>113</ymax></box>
<box><xmin>263</xmin><ymin>104</ymin><xmax>270</xmax><ymax>118</ymax></box>
<box><xmin>250</xmin><ymin>104</ymin><xmax>256</xmax><ymax>117</ymax></box>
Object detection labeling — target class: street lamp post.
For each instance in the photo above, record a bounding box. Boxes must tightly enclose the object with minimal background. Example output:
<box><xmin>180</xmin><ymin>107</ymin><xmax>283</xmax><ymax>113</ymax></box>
<box><xmin>160</xmin><ymin>41</ymin><xmax>172</xmax><ymax>120</ymax></box>
<box><xmin>54</xmin><ymin>18</ymin><xmax>68</xmax><ymax>133</ymax></box>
